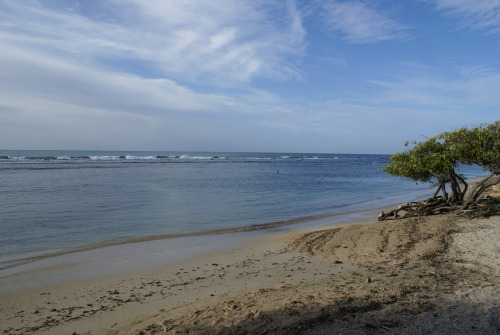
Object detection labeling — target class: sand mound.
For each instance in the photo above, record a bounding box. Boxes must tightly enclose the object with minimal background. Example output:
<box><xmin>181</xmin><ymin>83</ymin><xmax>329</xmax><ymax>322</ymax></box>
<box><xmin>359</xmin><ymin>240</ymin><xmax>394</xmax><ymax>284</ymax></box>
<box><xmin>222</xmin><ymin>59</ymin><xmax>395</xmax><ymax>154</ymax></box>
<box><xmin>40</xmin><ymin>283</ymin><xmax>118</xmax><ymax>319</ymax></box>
<box><xmin>289</xmin><ymin>215</ymin><xmax>456</xmax><ymax>266</ymax></box>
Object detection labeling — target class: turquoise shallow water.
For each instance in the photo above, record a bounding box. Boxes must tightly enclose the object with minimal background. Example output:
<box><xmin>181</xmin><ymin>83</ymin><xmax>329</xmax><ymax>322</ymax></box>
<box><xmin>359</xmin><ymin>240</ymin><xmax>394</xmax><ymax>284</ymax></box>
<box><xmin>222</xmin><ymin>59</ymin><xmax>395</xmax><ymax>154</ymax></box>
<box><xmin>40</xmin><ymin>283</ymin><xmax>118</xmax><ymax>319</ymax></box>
<box><xmin>0</xmin><ymin>150</ymin><xmax>482</xmax><ymax>268</ymax></box>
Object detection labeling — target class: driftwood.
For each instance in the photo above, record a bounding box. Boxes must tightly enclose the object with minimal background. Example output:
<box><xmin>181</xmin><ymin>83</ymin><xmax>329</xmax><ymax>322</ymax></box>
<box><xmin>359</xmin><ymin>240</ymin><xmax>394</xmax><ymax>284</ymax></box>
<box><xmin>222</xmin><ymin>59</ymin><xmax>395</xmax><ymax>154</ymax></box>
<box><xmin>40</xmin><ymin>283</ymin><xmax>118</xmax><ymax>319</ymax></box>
<box><xmin>378</xmin><ymin>197</ymin><xmax>454</xmax><ymax>221</ymax></box>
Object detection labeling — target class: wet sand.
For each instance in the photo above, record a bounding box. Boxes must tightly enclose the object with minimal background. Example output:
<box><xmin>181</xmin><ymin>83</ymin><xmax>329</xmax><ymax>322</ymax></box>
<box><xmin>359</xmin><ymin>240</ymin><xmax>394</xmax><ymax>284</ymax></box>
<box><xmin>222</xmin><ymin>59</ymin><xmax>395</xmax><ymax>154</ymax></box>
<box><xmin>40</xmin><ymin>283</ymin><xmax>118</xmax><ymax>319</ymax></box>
<box><xmin>1</xmin><ymin>212</ymin><xmax>499</xmax><ymax>334</ymax></box>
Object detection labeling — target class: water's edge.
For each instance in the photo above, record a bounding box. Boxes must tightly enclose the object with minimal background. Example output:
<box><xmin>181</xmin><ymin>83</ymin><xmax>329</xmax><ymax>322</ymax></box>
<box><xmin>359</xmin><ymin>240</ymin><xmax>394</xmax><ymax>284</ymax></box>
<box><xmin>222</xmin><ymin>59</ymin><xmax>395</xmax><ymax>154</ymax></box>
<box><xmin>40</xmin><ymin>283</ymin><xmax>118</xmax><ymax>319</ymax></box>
<box><xmin>0</xmin><ymin>185</ymin><xmax>433</xmax><ymax>273</ymax></box>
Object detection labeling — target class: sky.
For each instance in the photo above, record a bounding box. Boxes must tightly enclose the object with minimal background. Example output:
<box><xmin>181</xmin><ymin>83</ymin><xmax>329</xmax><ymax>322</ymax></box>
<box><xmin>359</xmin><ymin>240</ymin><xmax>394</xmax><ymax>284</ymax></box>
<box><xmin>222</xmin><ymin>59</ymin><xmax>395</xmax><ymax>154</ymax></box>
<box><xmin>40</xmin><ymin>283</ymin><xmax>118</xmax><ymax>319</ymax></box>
<box><xmin>0</xmin><ymin>0</ymin><xmax>499</xmax><ymax>154</ymax></box>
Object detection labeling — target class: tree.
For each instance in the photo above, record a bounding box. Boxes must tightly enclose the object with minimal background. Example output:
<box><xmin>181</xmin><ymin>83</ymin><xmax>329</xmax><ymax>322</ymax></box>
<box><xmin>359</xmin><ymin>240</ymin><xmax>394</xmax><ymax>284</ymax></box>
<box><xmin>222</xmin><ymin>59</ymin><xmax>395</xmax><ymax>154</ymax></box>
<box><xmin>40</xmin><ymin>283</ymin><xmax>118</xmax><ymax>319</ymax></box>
<box><xmin>380</xmin><ymin>121</ymin><xmax>499</xmax><ymax>220</ymax></box>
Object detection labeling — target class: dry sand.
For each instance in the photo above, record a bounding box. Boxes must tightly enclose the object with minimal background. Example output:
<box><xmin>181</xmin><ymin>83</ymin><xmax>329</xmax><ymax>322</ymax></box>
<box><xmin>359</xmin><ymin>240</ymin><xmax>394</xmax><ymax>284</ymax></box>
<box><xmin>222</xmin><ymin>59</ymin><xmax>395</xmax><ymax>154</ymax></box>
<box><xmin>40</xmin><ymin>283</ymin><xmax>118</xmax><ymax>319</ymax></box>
<box><xmin>1</xmin><ymin>213</ymin><xmax>499</xmax><ymax>335</ymax></box>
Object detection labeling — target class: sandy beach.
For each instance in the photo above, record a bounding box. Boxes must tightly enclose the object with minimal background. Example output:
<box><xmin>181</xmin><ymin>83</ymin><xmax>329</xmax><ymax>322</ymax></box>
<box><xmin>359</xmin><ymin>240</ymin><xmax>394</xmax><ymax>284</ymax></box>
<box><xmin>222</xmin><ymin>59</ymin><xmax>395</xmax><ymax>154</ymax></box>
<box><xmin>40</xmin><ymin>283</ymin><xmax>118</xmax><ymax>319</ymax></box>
<box><xmin>1</xmin><ymin>210</ymin><xmax>499</xmax><ymax>335</ymax></box>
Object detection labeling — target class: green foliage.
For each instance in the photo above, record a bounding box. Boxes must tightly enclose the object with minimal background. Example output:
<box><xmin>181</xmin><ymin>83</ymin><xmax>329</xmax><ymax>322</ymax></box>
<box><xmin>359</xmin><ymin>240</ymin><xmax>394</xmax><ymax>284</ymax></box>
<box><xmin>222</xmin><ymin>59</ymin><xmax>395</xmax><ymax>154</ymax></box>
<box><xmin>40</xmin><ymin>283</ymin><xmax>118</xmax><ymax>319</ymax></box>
<box><xmin>383</xmin><ymin>137</ymin><xmax>455</xmax><ymax>184</ymax></box>
<box><xmin>439</xmin><ymin>121</ymin><xmax>500</xmax><ymax>173</ymax></box>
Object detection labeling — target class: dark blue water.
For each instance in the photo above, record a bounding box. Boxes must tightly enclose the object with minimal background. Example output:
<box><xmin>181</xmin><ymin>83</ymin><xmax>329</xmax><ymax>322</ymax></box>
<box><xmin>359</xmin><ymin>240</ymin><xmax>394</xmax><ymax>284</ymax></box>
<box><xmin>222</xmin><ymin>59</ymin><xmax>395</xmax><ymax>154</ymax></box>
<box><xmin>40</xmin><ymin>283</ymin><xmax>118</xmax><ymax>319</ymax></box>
<box><xmin>0</xmin><ymin>150</ymin><xmax>483</xmax><ymax>268</ymax></box>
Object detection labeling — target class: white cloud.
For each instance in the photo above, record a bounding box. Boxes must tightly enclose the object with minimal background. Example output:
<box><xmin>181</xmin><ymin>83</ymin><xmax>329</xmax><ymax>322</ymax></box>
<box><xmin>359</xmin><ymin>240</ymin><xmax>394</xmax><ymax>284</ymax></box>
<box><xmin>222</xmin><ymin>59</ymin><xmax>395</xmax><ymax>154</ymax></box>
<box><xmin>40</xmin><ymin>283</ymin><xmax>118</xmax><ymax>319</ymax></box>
<box><xmin>427</xmin><ymin>0</ymin><xmax>500</xmax><ymax>34</ymax></box>
<box><xmin>320</xmin><ymin>0</ymin><xmax>409</xmax><ymax>43</ymax></box>
<box><xmin>0</xmin><ymin>0</ymin><xmax>306</xmax><ymax>85</ymax></box>
<box><xmin>0</xmin><ymin>0</ymin><xmax>316</xmax><ymax>151</ymax></box>
<box><xmin>0</xmin><ymin>44</ymin><xmax>235</xmax><ymax>116</ymax></box>
<box><xmin>0</xmin><ymin>40</ymin><xmax>300</xmax><ymax>151</ymax></box>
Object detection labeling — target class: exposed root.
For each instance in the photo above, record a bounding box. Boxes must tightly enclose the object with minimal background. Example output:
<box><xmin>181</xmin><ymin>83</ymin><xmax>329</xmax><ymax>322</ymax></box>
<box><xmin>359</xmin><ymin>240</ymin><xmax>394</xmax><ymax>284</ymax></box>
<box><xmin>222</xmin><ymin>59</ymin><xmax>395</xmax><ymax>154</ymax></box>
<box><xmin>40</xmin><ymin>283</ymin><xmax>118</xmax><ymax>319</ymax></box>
<box><xmin>378</xmin><ymin>196</ymin><xmax>499</xmax><ymax>221</ymax></box>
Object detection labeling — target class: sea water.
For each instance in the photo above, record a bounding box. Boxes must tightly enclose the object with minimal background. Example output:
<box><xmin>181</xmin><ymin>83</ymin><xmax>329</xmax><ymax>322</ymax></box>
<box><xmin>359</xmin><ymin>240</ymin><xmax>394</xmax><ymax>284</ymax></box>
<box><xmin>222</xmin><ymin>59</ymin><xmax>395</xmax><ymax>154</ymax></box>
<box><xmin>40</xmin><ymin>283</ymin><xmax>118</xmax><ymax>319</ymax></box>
<box><xmin>0</xmin><ymin>150</ymin><xmax>483</xmax><ymax>269</ymax></box>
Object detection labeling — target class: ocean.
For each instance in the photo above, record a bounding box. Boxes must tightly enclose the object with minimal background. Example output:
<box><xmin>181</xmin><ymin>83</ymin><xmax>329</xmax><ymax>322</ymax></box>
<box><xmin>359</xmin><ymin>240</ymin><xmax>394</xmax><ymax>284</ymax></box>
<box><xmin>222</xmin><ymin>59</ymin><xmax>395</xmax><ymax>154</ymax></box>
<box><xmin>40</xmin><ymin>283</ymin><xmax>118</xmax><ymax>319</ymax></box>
<box><xmin>0</xmin><ymin>150</ymin><xmax>482</xmax><ymax>270</ymax></box>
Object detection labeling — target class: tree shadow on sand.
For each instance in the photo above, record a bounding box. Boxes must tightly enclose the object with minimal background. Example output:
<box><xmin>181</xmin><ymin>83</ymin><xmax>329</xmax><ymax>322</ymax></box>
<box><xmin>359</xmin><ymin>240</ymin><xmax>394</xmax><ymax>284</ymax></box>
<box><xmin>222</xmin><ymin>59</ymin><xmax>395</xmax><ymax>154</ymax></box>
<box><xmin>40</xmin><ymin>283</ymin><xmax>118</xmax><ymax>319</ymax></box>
<box><xmin>139</xmin><ymin>291</ymin><xmax>499</xmax><ymax>335</ymax></box>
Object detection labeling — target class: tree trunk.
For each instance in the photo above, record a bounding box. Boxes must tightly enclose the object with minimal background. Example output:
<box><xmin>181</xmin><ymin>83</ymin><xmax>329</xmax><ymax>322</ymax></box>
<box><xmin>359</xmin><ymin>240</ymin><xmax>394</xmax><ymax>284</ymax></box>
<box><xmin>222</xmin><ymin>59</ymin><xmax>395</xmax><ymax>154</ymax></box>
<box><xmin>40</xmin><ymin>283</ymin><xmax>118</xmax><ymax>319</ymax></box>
<box><xmin>432</xmin><ymin>183</ymin><xmax>443</xmax><ymax>199</ymax></box>
<box><xmin>440</xmin><ymin>182</ymin><xmax>449</xmax><ymax>202</ymax></box>
<box><xmin>456</xmin><ymin>174</ymin><xmax>468</xmax><ymax>200</ymax></box>
<box><xmin>448</xmin><ymin>170</ymin><xmax>466</xmax><ymax>202</ymax></box>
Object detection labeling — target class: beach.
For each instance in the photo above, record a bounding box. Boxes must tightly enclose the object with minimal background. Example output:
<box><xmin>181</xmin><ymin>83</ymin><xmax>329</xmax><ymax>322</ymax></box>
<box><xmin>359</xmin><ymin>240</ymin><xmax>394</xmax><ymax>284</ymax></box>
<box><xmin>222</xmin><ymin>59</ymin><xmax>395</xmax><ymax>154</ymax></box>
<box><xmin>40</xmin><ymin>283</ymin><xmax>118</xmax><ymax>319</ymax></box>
<box><xmin>1</xmin><ymin>210</ymin><xmax>499</xmax><ymax>335</ymax></box>
<box><xmin>2</xmin><ymin>1</ymin><xmax>499</xmax><ymax>333</ymax></box>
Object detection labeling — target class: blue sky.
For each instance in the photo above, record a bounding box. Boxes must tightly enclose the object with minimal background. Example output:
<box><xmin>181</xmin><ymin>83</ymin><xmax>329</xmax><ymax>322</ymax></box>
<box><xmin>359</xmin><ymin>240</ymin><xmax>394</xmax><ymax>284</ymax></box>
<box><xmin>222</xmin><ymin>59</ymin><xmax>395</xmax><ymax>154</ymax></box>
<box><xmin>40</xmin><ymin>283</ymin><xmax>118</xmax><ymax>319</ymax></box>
<box><xmin>0</xmin><ymin>0</ymin><xmax>499</xmax><ymax>154</ymax></box>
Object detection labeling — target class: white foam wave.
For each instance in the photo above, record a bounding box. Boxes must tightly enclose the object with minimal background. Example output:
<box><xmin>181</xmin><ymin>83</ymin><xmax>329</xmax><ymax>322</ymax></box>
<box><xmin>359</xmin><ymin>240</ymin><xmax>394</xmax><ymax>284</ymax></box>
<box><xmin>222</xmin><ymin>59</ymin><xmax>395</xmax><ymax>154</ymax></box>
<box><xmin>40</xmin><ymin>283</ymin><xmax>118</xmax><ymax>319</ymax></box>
<box><xmin>191</xmin><ymin>156</ymin><xmax>213</xmax><ymax>160</ymax></box>
<box><xmin>124</xmin><ymin>155</ymin><xmax>157</xmax><ymax>160</ymax></box>
<box><xmin>89</xmin><ymin>156</ymin><xmax>121</xmax><ymax>161</ymax></box>
<box><xmin>175</xmin><ymin>155</ymin><xmax>224</xmax><ymax>160</ymax></box>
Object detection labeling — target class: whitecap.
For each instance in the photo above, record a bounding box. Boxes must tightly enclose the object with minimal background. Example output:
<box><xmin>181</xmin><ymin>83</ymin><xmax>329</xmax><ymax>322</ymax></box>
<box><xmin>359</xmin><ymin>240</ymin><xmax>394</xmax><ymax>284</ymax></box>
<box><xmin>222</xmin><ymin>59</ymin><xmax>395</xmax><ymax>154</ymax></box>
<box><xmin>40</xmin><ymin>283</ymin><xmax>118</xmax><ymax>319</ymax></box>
<box><xmin>124</xmin><ymin>155</ymin><xmax>157</xmax><ymax>160</ymax></box>
<box><xmin>89</xmin><ymin>156</ymin><xmax>121</xmax><ymax>161</ymax></box>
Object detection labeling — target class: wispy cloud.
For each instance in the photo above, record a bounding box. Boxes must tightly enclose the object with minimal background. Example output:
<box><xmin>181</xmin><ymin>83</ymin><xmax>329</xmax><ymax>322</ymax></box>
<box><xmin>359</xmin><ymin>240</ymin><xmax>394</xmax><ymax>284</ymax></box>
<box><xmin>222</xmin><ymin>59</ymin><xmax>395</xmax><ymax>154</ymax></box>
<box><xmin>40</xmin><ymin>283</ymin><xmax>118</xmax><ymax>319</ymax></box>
<box><xmin>320</xmin><ymin>0</ymin><xmax>409</xmax><ymax>43</ymax></box>
<box><xmin>426</xmin><ymin>0</ymin><xmax>500</xmax><ymax>34</ymax></box>
<box><xmin>0</xmin><ymin>0</ymin><xmax>310</xmax><ymax>150</ymax></box>
<box><xmin>0</xmin><ymin>0</ymin><xmax>306</xmax><ymax>85</ymax></box>
<box><xmin>0</xmin><ymin>43</ymin><xmax>234</xmax><ymax>115</ymax></box>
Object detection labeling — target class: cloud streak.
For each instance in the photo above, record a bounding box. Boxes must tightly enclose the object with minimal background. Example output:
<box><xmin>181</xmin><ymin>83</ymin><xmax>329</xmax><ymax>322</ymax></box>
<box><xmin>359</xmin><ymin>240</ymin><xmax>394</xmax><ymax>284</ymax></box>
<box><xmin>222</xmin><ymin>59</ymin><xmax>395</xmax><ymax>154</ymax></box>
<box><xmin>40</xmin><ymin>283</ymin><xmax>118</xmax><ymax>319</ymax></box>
<box><xmin>0</xmin><ymin>43</ymin><xmax>233</xmax><ymax>115</ymax></box>
<box><xmin>0</xmin><ymin>0</ymin><xmax>306</xmax><ymax>85</ymax></box>
<box><xmin>427</xmin><ymin>0</ymin><xmax>500</xmax><ymax>34</ymax></box>
<box><xmin>320</xmin><ymin>0</ymin><xmax>409</xmax><ymax>43</ymax></box>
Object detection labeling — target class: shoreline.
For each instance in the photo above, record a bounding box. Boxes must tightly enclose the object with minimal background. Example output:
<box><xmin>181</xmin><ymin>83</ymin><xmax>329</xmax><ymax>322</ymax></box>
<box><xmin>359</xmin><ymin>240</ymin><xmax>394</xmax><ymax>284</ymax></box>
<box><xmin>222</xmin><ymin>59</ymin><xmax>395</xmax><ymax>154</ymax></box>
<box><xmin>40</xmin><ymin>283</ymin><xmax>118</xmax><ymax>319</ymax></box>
<box><xmin>0</xmin><ymin>185</ymin><xmax>433</xmax><ymax>273</ymax></box>
<box><xmin>0</xmin><ymin>210</ymin><xmax>375</xmax><ymax>296</ymax></box>
<box><xmin>0</xmin><ymin>186</ymin><xmax>428</xmax><ymax>296</ymax></box>
<box><xmin>0</xmin><ymin>209</ymin><xmax>364</xmax><ymax>272</ymax></box>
